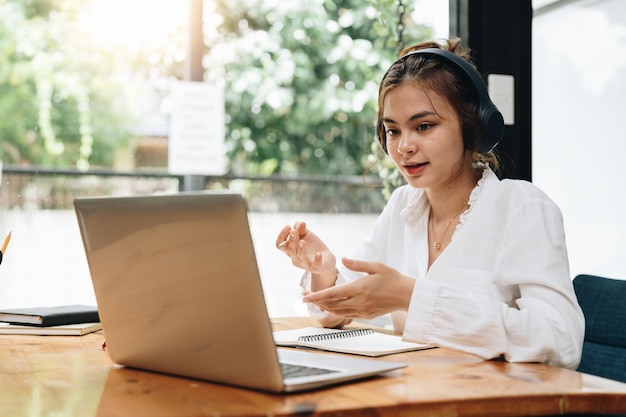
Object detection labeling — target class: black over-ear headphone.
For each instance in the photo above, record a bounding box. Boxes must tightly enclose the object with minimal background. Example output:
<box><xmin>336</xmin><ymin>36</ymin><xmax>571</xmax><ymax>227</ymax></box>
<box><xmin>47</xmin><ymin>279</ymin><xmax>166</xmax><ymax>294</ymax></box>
<box><xmin>383</xmin><ymin>48</ymin><xmax>505</xmax><ymax>154</ymax></box>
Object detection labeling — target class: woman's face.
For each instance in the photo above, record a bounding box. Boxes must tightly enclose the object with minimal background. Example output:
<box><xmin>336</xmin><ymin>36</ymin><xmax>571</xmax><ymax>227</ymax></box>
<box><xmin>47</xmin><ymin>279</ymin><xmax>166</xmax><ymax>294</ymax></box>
<box><xmin>382</xmin><ymin>82</ymin><xmax>468</xmax><ymax>190</ymax></box>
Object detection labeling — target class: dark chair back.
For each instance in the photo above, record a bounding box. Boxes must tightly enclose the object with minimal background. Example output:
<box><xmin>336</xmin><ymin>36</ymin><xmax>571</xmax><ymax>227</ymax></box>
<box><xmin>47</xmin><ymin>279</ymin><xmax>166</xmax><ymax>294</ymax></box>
<box><xmin>573</xmin><ymin>274</ymin><xmax>626</xmax><ymax>382</ymax></box>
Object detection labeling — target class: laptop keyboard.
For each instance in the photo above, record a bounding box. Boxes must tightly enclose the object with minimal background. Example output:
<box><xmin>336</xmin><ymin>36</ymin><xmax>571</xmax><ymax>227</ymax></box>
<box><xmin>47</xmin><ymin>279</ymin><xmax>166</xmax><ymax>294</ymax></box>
<box><xmin>280</xmin><ymin>362</ymin><xmax>339</xmax><ymax>379</ymax></box>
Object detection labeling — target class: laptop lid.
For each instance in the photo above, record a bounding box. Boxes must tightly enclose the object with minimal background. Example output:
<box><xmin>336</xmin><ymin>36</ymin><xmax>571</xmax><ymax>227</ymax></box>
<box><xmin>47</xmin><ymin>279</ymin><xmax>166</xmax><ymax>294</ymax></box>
<box><xmin>74</xmin><ymin>191</ymin><xmax>405</xmax><ymax>393</ymax></box>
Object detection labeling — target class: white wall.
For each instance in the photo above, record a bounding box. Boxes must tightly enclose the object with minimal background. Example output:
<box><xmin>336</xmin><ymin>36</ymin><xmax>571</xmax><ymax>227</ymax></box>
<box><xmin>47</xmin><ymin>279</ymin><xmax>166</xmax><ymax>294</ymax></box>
<box><xmin>532</xmin><ymin>0</ymin><xmax>626</xmax><ymax>279</ymax></box>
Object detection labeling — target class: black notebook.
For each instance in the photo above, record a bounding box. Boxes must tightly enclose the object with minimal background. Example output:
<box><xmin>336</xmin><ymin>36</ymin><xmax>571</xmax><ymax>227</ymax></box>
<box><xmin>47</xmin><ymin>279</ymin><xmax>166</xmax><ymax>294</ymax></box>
<box><xmin>0</xmin><ymin>305</ymin><xmax>99</xmax><ymax>327</ymax></box>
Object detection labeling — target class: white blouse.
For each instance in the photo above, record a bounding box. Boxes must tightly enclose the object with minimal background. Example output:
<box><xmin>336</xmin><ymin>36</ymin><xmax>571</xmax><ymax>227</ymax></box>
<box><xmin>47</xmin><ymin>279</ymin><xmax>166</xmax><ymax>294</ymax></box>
<box><xmin>316</xmin><ymin>168</ymin><xmax>584</xmax><ymax>369</ymax></box>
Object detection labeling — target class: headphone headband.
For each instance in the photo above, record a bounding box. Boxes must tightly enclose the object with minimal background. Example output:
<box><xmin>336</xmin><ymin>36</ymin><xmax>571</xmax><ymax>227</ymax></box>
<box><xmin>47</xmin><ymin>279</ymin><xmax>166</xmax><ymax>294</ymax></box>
<box><xmin>385</xmin><ymin>48</ymin><xmax>505</xmax><ymax>154</ymax></box>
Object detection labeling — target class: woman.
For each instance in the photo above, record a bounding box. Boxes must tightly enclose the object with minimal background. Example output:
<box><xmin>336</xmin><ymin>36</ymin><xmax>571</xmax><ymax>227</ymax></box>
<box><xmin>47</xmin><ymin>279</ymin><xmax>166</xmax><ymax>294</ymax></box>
<box><xmin>276</xmin><ymin>38</ymin><xmax>584</xmax><ymax>369</ymax></box>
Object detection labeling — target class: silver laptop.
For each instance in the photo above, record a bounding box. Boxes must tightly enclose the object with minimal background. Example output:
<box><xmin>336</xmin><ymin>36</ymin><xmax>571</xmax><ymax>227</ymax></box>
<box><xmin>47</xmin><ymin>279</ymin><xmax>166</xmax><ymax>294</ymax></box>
<box><xmin>74</xmin><ymin>191</ymin><xmax>406</xmax><ymax>393</ymax></box>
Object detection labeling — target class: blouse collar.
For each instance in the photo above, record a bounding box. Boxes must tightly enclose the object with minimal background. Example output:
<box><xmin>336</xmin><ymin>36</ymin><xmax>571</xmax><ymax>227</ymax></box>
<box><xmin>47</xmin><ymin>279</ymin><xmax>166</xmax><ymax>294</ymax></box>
<box><xmin>400</xmin><ymin>166</ymin><xmax>497</xmax><ymax>227</ymax></box>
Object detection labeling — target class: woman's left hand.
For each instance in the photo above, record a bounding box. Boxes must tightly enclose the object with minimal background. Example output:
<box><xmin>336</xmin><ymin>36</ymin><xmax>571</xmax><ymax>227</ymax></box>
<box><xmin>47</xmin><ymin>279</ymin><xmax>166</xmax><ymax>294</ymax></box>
<box><xmin>302</xmin><ymin>257</ymin><xmax>415</xmax><ymax>319</ymax></box>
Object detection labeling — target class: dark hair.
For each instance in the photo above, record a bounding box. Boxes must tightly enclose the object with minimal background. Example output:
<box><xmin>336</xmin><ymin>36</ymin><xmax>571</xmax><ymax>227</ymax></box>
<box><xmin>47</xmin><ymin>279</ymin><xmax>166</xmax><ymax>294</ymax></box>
<box><xmin>376</xmin><ymin>38</ymin><xmax>498</xmax><ymax>170</ymax></box>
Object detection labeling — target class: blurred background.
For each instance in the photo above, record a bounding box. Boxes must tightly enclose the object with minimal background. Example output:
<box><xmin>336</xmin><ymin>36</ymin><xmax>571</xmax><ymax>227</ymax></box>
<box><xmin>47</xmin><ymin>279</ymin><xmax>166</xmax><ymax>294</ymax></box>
<box><xmin>1</xmin><ymin>0</ymin><xmax>625</xmax><ymax>316</ymax></box>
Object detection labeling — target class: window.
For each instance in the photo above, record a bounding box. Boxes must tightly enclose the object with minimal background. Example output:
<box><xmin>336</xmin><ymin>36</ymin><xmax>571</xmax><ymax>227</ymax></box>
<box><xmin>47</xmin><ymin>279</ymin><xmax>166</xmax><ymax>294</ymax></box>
<box><xmin>533</xmin><ymin>0</ymin><xmax>626</xmax><ymax>278</ymax></box>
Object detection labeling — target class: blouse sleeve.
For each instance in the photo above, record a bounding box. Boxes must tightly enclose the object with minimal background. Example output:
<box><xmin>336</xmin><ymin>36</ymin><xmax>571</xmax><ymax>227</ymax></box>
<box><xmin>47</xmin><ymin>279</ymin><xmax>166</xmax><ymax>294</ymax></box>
<box><xmin>403</xmin><ymin>187</ymin><xmax>585</xmax><ymax>369</ymax></box>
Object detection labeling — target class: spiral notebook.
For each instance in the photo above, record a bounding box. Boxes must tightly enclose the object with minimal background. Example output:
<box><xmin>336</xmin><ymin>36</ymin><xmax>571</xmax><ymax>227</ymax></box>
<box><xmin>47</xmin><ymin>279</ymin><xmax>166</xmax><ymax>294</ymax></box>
<box><xmin>74</xmin><ymin>191</ymin><xmax>407</xmax><ymax>393</ymax></box>
<box><xmin>274</xmin><ymin>326</ymin><xmax>432</xmax><ymax>357</ymax></box>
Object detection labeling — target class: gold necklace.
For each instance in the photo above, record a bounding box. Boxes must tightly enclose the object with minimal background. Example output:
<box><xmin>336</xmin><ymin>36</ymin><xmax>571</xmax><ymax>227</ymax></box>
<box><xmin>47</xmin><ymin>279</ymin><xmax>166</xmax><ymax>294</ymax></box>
<box><xmin>429</xmin><ymin>202</ymin><xmax>468</xmax><ymax>251</ymax></box>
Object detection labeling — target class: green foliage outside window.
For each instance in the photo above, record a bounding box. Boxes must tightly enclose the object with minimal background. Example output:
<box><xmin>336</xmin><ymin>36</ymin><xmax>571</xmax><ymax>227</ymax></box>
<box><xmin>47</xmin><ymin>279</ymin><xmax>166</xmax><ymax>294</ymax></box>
<box><xmin>0</xmin><ymin>0</ymin><xmax>140</xmax><ymax>169</ymax></box>
<box><xmin>0</xmin><ymin>0</ymin><xmax>430</xmax><ymax>197</ymax></box>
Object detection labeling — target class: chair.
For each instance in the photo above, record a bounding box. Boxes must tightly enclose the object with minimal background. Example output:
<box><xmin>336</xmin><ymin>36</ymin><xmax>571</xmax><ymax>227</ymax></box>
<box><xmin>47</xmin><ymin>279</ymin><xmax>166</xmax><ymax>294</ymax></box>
<box><xmin>573</xmin><ymin>274</ymin><xmax>626</xmax><ymax>383</ymax></box>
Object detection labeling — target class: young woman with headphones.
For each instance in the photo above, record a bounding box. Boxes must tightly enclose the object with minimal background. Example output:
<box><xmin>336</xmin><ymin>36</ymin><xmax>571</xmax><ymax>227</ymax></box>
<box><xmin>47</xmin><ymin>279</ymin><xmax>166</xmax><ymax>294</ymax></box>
<box><xmin>276</xmin><ymin>38</ymin><xmax>584</xmax><ymax>369</ymax></box>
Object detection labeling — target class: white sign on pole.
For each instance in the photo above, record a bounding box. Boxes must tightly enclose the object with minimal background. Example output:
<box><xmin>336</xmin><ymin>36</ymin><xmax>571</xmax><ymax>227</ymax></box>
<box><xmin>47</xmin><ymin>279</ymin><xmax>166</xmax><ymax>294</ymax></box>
<box><xmin>168</xmin><ymin>81</ymin><xmax>226</xmax><ymax>175</ymax></box>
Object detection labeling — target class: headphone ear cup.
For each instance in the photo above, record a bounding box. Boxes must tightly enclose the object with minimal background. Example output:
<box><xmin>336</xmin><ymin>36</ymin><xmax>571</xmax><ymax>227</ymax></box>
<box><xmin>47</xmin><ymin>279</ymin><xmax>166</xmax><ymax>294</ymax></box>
<box><xmin>479</xmin><ymin>104</ymin><xmax>505</xmax><ymax>154</ymax></box>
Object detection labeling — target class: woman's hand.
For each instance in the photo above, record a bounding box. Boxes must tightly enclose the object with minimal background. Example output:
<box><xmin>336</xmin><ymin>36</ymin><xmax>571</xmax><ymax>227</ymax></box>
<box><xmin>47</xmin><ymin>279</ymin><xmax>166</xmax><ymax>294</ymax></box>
<box><xmin>302</xmin><ymin>257</ymin><xmax>415</xmax><ymax>319</ymax></box>
<box><xmin>276</xmin><ymin>221</ymin><xmax>337</xmax><ymax>290</ymax></box>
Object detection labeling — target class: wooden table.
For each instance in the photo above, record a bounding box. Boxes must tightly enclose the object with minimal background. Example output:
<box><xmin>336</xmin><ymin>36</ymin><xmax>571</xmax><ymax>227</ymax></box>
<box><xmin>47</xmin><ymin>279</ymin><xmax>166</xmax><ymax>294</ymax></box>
<box><xmin>1</xmin><ymin>317</ymin><xmax>625</xmax><ymax>417</ymax></box>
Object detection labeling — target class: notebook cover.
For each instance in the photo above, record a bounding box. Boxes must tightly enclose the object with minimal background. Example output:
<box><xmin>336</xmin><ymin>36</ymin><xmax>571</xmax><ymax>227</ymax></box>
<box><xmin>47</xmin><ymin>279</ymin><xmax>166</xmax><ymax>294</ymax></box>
<box><xmin>0</xmin><ymin>305</ymin><xmax>99</xmax><ymax>326</ymax></box>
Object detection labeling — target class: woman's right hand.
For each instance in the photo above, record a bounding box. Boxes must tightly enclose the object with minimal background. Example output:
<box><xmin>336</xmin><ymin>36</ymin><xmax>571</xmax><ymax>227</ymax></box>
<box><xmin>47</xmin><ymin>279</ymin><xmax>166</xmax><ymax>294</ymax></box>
<box><xmin>276</xmin><ymin>221</ymin><xmax>351</xmax><ymax>328</ymax></box>
<box><xmin>276</xmin><ymin>221</ymin><xmax>337</xmax><ymax>283</ymax></box>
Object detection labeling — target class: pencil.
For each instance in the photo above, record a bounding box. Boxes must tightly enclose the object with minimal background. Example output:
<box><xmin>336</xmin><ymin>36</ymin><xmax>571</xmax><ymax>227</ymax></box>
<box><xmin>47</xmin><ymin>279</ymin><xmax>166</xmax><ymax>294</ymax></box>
<box><xmin>1</xmin><ymin>231</ymin><xmax>11</xmax><ymax>254</ymax></box>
